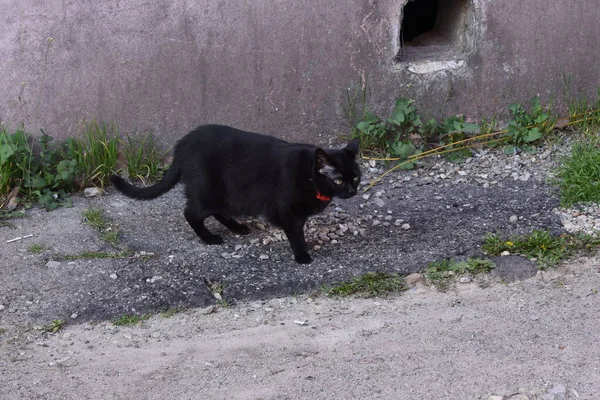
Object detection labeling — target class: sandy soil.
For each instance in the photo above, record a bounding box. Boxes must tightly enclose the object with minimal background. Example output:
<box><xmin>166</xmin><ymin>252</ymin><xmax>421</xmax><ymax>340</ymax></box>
<box><xmin>2</xmin><ymin>254</ymin><xmax>599</xmax><ymax>400</ymax></box>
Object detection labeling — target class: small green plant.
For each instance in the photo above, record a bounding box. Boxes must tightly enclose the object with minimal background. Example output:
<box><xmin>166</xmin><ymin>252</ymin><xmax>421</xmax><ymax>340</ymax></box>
<box><xmin>64</xmin><ymin>120</ymin><xmax>119</xmax><ymax>188</ymax></box>
<box><xmin>82</xmin><ymin>208</ymin><xmax>105</xmax><ymax>230</ymax></box>
<box><xmin>28</xmin><ymin>243</ymin><xmax>45</xmax><ymax>254</ymax></box>
<box><xmin>82</xmin><ymin>208</ymin><xmax>122</xmax><ymax>247</ymax></box>
<box><xmin>503</xmin><ymin>96</ymin><xmax>554</xmax><ymax>154</ymax></box>
<box><xmin>0</xmin><ymin>127</ymin><xmax>78</xmax><ymax>210</ymax></box>
<box><xmin>63</xmin><ymin>250</ymin><xmax>132</xmax><ymax>260</ymax></box>
<box><xmin>160</xmin><ymin>307</ymin><xmax>183</xmax><ymax>318</ymax></box>
<box><xmin>351</xmin><ymin>98</ymin><xmax>484</xmax><ymax>167</ymax></box>
<box><xmin>552</xmin><ymin>141</ymin><xmax>600</xmax><ymax>206</ymax></box>
<box><xmin>435</xmin><ymin>115</ymin><xmax>480</xmax><ymax>163</ymax></box>
<box><xmin>0</xmin><ymin>127</ymin><xmax>32</xmax><ymax>195</ymax></box>
<box><xmin>42</xmin><ymin>319</ymin><xmax>65</xmax><ymax>333</ymax></box>
<box><xmin>426</xmin><ymin>258</ymin><xmax>495</xmax><ymax>286</ymax></box>
<box><xmin>121</xmin><ymin>134</ymin><xmax>166</xmax><ymax>183</ymax></box>
<box><xmin>113</xmin><ymin>314</ymin><xmax>150</xmax><ymax>326</ymax></box>
<box><xmin>0</xmin><ymin>327</ymin><xmax>6</xmax><ymax>335</ymax></box>
<box><xmin>483</xmin><ymin>230</ymin><xmax>570</xmax><ymax>269</ymax></box>
<box><xmin>342</xmin><ymin>82</ymin><xmax>369</xmax><ymax>141</ymax></box>
<box><xmin>324</xmin><ymin>272</ymin><xmax>406</xmax><ymax>297</ymax></box>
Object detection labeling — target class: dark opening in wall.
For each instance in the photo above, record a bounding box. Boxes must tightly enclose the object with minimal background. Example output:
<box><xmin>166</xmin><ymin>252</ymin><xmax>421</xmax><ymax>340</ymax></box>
<box><xmin>397</xmin><ymin>0</ymin><xmax>474</xmax><ymax>62</ymax></box>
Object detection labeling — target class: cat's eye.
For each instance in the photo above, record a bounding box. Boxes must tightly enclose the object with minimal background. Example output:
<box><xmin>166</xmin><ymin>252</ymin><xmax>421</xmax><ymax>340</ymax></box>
<box><xmin>334</xmin><ymin>179</ymin><xmax>343</xmax><ymax>185</ymax></box>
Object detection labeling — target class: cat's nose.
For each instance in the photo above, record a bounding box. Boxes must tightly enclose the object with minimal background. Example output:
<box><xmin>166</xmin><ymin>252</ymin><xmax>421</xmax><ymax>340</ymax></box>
<box><xmin>348</xmin><ymin>188</ymin><xmax>357</xmax><ymax>196</ymax></box>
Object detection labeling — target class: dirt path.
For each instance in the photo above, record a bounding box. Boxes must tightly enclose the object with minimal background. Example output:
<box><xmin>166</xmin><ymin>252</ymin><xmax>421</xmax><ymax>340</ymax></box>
<box><xmin>2</xmin><ymin>254</ymin><xmax>599</xmax><ymax>399</ymax></box>
<box><xmin>2</xmin><ymin>148</ymin><xmax>598</xmax><ymax>398</ymax></box>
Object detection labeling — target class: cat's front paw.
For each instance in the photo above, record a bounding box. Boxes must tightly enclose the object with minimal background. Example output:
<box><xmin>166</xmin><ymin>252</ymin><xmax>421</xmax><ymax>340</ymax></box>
<box><xmin>294</xmin><ymin>253</ymin><xmax>312</xmax><ymax>264</ymax></box>
<box><xmin>203</xmin><ymin>234</ymin><xmax>224</xmax><ymax>245</ymax></box>
<box><xmin>232</xmin><ymin>224</ymin><xmax>251</xmax><ymax>235</ymax></box>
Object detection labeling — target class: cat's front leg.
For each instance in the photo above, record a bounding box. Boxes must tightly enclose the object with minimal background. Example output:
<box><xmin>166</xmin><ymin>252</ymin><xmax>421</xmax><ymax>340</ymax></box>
<box><xmin>282</xmin><ymin>218</ymin><xmax>311</xmax><ymax>264</ymax></box>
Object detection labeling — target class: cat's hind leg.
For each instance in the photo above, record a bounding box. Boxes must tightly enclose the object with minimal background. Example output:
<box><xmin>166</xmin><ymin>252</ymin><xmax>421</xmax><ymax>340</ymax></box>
<box><xmin>214</xmin><ymin>213</ymin><xmax>251</xmax><ymax>235</ymax></box>
<box><xmin>184</xmin><ymin>203</ymin><xmax>224</xmax><ymax>245</ymax></box>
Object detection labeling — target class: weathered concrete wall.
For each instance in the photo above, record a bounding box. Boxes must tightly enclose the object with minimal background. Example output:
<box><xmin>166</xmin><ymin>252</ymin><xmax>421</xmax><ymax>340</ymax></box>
<box><xmin>1</xmin><ymin>0</ymin><xmax>599</xmax><ymax>144</ymax></box>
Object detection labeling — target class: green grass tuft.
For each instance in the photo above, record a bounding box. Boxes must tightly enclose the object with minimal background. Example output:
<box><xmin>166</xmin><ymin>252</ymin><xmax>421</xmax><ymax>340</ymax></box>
<box><xmin>483</xmin><ymin>230</ymin><xmax>600</xmax><ymax>269</ymax></box>
<box><xmin>121</xmin><ymin>134</ymin><xmax>167</xmax><ymax>184</ymax></box>
<box><xmin>324</xmin><ymin>272</ymin><xmax>406</xmax><ymax>297</ymax></box>
<box><xmin>113</xmin><ymin>314</ymin><xmax>150</xmax><ymax>326</ymax></box>
<box><xmin>553</xmin><ymin>141</ymin><xmax>600</xmax><ymax>207</ymax></box>
<box><xmin>63</xmin><ymin>250</ymin><xmax>132</xmax><ymax>260</ymax></box>
<box><xmin>82</xmin><ymin>208</ymin><xmax>105</xmax><ymax>230</ymax></box>
<box><xmin>27</xmin><ymin>243</ymin><xmax>45</xmax><ymax>254</ymax></box>
<box><xmin>81</xmin><ymin>208</ymin><xmax>122</xmax><ymax>247</ymax></box>
<box><xmin>426</xmin><ymin>258</ymin><xmax>495</xmax><ymax>287</ymax></box>
<box><xmin>42</xmin><ymin>319</ymin><xmax>65</xmax><ymax>333</ymax></box>
<box><xmin>160</xmin><ymin>308</ymin><xmax>183</xmax><ymax>318</ymax></box>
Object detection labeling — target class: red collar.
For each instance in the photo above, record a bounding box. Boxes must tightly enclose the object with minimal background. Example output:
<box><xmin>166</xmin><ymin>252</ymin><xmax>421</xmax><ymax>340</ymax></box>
<box><xmin>316</xmin><ymin>191</ymin><xmax>331</xmax><ymax>201</ymax></box>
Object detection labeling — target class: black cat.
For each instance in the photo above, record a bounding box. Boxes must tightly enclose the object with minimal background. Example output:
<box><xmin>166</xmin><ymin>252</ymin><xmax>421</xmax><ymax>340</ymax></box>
<box><xmin>110</xmin><ymin>124</ymin><xmax>361</xmax><ymax>264</ymax></box>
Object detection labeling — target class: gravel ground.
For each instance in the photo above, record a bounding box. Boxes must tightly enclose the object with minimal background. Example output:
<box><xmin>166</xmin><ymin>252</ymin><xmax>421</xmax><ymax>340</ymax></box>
<box><xmin>1</xmin><ymin>145</ymin><xmax>567</xmax><ymax>326</ymax></box>
<box><xmin>2</xmin><ymin>140</ymin><xmax>600</xmax><ymax>399</ymax></box>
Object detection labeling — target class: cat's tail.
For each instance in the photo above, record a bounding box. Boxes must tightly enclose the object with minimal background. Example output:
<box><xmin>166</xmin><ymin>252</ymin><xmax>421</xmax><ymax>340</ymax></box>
<box><xmin>109</xmin><ymin>161</ymin><xmax>180</xmax><ymax>200</ymax></box>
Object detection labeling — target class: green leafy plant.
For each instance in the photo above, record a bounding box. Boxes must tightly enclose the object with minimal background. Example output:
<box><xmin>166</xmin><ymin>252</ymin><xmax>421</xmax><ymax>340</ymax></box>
<box><xmin>435</xmin><ymin>116</ymin><xmax>480</xmax><ymax>163</ymax></box>
<box><xmin>0</xmin><ymin>127</ymin><xmax>33</xmax><ymax>196</ymax></box>
<box><xmin>121</xmin><ymin>134</ymin><xmax>166</xmax><ymax>183</ymax></box>
<box><xmin>64</xmin><ymin>120</ymin><xmax>119</xmax><ymax>188</ymax></box>
<box><xmin>552</xmin><ymin>141</ymin><xmax>600</xmax><ymax>206</ymax></box>
<box><xmin>482</xmin><ymin>230</ymin><xmax>578</xmax><ymax>269</ymax></box>
<box><xmin>160</xmin><ymin>307</ymin><xmax>183</xmax><ymax>318</ymax></box>
<box><xmin>0</xmin><ymin>127</ymin><xmax>78</xmax><ymax>210</ymax></box>
<box><xmin>504</xmin><ymin>96</ymin><xmax>553</xmax><ymax>153</ymax></box>
<box><xmin>28</xmin><ymin>243</ymin><xmax>45</xmax><ymax>254</ymax></box>
<box><xmin>63</xmin><ymin>250</ymin><xmax>132</xmax><ymax>260</ymax></box>
<box><xmin>113</xmin><ymin>314</ymin><xmax>150</xmax><ymax>326</ymax></box>
<box><xmin>351</xmin><ymin>98</ymin><xmax>484</xmax><ymax>168</ymax></box>
<box><xmin>82</xmin><ymin>208</ymin><xmax>122</xmax><ymax>247</ymax></box>
<box><xmin>323</xmin><ymin>272</ymin><xmax>406</xmax><ymax>297</ymax></box>
<box><xmin>426</xmin><ymin>258</ymin><xmax>495</xmax><ymax>287</ymax></box>
<box><xmin>42</xmin><ymin>319</ymin><xmax>65</xmax><ymax>333</ymax></box>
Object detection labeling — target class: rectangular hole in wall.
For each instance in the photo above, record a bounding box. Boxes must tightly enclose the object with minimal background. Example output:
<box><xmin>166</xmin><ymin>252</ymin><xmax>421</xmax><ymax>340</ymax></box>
<box><xmin>396</xmin><ymin>0</ymin><xmax>474</xmax><ymax>62</ymax></box>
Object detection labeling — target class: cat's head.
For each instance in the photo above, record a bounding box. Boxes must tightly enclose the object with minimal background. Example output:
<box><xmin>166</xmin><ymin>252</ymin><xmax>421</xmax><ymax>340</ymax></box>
<box><xmin>314</xmin><ymin>139</ymin><xmax>361</xmax><ymax>199</ymax></box>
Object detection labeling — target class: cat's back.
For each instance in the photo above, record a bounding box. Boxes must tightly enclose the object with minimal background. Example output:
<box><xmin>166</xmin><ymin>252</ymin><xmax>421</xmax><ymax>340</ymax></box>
<box><xmin>177</xmin><ymin>124</ymin><xmax>288</xmax><ymax>153</ymax></box>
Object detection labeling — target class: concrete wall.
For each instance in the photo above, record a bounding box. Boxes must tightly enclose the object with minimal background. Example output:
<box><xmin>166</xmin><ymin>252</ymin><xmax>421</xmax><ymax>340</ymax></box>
<box><xmin>1</xmin><ymin>0</ymin><xmax>599</xmax><ymax>145</ymax></box>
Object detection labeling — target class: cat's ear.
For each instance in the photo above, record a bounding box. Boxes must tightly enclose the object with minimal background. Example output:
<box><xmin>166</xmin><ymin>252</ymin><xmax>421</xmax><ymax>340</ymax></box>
<box><xmin>315</xmin><ymin>148</ymin><xmax>335</xmax><ymax>174</ymax></box>
<box><xmin>344</xmin><ymin>138</ymin><xmax>360</xmax><ymax>157</ymax></box>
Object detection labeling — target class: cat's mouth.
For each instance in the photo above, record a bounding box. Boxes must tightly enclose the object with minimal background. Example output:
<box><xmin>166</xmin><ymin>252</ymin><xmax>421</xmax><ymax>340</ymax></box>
<box><xmin>338</xmin><ymin>190</ymin><xmax>358</xmax><ymax>199</ymax></box>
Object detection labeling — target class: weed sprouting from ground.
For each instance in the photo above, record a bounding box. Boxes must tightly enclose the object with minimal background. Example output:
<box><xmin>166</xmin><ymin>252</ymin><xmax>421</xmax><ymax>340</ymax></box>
<box><xmin>1</xmin><ymin>121</ymin><xmax>166</xmax><ymax>211</ymax></box>
<box><xmin>27</xmin><ymin>243</ymin><xmax>45</xmax><ymax>254</ymax></box>
<box><xmin>113</xmin><ymin>314</ymin><xmax>150</xmax><ymax>326</ymax></box>
<box><xmin>121</xmin><ymin>134</ymin><xmax>167</xmax><ymax>184</ymax></box>
<box><xmin>81</xmin><ymin>208</ymin><xmax>122</xmax><ymax>247</ymax></box>
<box><xmin>81</xmin><ymin>208</ymin><xmax>105</xmax><ymax>230</ymax></box>
<box><xmin>324</xmin><ymin>272</ymin><xmax>407</xmax><ymax>297</ymax></box>
<box><xmin>552</xmin><ymin>141</ymin><xmax>600</xmax><ymax>207</ymax></box>
<box><xmin>64</xmin><ymin>121</ymin><xmax>119</xmax><ymax>188</ymax></box>
<box><xmin>483</xmin><ymin>230</ymin><xmax>600</xmax><ymax>269</ymax></box>
<box><xmin>425</xmin><ymin>258</ymin><xmax>495</xmax><ymax>287</ymax></box>
<box><xmin>41</xmin><ymin>319</ymin><xmax>65</xmax><ymax>333</ymax></box>
<box><xmin>160</xmin><ymin>308</ymin><xmax>183</xmax><ymax>318</ymax></box>
<box><xmin>63</xmin><ymin>250</ymin><xmax>132</xmax><ymax>261</ymax></box>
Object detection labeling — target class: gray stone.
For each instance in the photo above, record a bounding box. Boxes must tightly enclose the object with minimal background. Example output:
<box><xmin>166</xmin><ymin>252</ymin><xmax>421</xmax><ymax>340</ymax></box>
<box><xmin>373</xmin><ymin>198</ymin><xmax>385</xmax><ymax>208</ymax></box>
<box><xmin>45</xmin><ymin>260</ymin><xmax>61</xmax><ymax>268</ymax></box>
<box><xmin>84</xmin><ymin>187</ymin><xmax>102</xmax><ymax>197</ymax></box>
<box><xmin>404</xmin><ymin>273</ymin><xmax>424</xmax><ymax>285</ymax></box>
<box><xmin>491</xmin><ymin>256</ymin><xmax>538</xmax><ymax>282</ymax></box>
